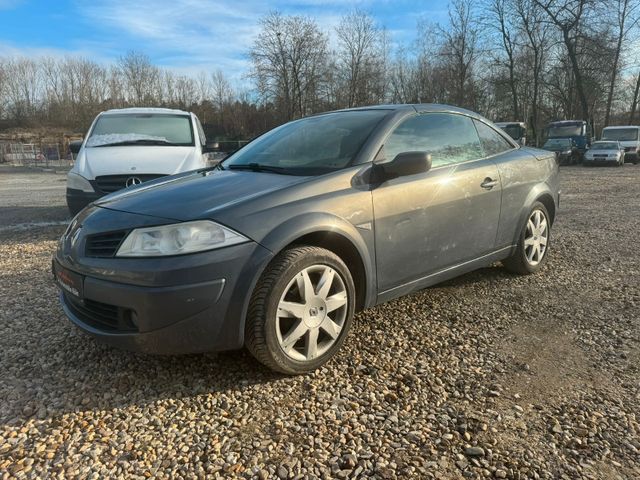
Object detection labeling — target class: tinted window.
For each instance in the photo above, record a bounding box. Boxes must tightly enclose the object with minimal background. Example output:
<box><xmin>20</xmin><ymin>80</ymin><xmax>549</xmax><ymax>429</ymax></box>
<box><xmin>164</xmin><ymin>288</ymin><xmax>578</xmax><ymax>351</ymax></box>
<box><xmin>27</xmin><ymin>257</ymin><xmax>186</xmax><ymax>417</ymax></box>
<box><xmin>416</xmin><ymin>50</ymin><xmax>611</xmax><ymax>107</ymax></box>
<box><xmin>384</xmin><ymin>113</ymin><xmax>483</xmax><ymax>168</ymax></box>
<box><xmin>474</xmin><ymin>120</ymin><xmax>514</xmax><ymax>157</ymax></box>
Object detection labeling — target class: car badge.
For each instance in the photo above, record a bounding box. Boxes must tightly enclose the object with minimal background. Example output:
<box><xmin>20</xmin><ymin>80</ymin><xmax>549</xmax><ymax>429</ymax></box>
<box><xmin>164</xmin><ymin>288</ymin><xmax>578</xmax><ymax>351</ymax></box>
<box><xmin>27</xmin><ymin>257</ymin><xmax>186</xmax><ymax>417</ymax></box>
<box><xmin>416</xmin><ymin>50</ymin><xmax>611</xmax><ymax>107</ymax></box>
<box><xmin>126</xmin><ymin>176</ymin><xmax>142</xmax><ymax>188</ymax></box>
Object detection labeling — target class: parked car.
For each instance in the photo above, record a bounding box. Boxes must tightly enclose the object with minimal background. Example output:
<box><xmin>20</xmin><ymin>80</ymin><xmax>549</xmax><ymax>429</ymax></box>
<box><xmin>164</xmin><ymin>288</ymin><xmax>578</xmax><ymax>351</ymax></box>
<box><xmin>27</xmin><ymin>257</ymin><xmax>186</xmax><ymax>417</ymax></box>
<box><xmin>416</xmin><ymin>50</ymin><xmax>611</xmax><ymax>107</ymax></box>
<box><xmin>53</xmin><ymin>104</ymin><xmax>559</xmax><ymax>374</ymax></box>
<box><xmin>583</xmin><ymin>141</ymin><xmax>625</xmax><ymax>167</ymax></box>
<box><xmin>600</xmin><ymin>125</ymin><xmax>640</xmax><ymax>164</ymax></box>
<box><xmin>495</xmin><ymin>121</ymin><xmax>527</xmax><ymax>145</ymax></box>
<box><xmin>66</xmin><ymin>107</ymin><xmax>214</xmax><ymax>215</ymax></box>
<box><xmin>544</xmin><ymin>120</ymin><xmax>591</xmax><ymax>161</ymax></box>
<box><xmin>542</xmin><ymin>137</ymin><xmax>578</xmax><ymax>165</ymax></box>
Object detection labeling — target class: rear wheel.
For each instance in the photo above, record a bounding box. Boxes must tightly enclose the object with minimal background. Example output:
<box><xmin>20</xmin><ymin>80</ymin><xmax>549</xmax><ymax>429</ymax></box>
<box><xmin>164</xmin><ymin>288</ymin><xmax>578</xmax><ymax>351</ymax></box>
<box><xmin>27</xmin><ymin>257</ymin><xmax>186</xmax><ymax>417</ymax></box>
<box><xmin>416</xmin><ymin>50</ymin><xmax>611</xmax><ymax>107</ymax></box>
<box><xmin>245</xmin><ymin>246</ymin><xmax>355</xmax><ymax>374</ymax></box>
<box><xmin>503</xmin><ymin>202</ymin><xmax>551</xmax><ymax>275</ymax></box>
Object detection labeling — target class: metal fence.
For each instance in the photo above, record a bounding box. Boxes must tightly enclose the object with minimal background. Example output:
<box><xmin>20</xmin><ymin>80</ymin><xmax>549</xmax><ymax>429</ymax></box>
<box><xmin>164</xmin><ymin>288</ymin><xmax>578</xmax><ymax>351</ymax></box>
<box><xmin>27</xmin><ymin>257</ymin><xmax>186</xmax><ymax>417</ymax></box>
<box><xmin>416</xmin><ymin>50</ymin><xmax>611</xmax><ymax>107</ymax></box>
<box><xmin>0</xmin><ymin>141</ymin><xmax>74</xmax><ymax>168</ymax></box>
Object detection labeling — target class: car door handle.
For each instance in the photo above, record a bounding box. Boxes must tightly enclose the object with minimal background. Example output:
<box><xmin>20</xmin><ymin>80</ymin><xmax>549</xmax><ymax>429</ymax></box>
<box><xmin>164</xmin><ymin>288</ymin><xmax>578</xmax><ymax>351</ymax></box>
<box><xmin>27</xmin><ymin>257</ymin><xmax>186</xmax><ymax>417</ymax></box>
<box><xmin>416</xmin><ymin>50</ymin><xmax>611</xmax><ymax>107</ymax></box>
<box><xmin>480</xmin><ymin>178</ymin><xmax>498</xmax><ymax>189</ymax></box>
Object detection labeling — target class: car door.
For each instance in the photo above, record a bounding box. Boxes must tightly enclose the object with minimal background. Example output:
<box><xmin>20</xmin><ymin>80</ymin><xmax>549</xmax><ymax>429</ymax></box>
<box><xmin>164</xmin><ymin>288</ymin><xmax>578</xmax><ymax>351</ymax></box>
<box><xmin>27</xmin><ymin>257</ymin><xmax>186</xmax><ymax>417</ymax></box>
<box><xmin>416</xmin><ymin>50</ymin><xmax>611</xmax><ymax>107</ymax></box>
<box><xmin>372</xmin><ymin>112</ymin><xmax>502</xmax><ymax>293</ymax></box>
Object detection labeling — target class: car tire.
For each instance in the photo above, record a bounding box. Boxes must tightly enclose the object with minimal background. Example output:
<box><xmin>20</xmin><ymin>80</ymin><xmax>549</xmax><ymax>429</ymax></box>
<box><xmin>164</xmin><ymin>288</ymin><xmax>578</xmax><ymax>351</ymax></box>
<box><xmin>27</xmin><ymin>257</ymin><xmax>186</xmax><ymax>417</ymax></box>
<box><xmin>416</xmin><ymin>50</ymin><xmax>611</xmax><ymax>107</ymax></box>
<box><xmin>503</xmin><ymin>202</ymin><xmax>551</xmax><ymax>275</ymax></box>
<box><xmin>245</xmin><ymin>246</ymin><xmax>355</xmax><ymax>374</ymax></box>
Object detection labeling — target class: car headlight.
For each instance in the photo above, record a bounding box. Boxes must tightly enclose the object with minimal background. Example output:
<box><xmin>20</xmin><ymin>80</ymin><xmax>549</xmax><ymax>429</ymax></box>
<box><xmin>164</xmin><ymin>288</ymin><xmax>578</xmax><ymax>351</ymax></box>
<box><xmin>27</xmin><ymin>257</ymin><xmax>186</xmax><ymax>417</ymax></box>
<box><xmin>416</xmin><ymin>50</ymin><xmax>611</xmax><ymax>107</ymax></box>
<box><xmin>116</xmin><ymin>220</ymin><xmax>249</xmax><ymax>257</ymax></box>
<box><xmin>563</xmin><ymin>150</ymin><xmax>572</xmax><ymax>155</ymax></box>
<box><xmin>67</xmin><ymin>172</ymin><xmax>94</xmax><ymax>192</ymax></box>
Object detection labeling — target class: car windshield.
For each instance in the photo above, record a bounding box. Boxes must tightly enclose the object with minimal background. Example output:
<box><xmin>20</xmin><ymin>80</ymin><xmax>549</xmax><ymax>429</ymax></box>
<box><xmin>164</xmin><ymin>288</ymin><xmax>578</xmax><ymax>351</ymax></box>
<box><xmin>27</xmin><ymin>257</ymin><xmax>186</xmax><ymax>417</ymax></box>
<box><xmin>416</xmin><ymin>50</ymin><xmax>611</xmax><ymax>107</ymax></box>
<box><xmin>602</xmin><ymin>128</ymin><xmax>638</xmax><ymax>141</ymax></box>
<box><xmin>86</xmin><ymin>114</ymin><xmax>194</xmax><ymax>147</ymax></box>
<box><xmin>591</xmin><ymin>142</ymin><xmax>619</xmax><ymax>150</ymax></box>
<box><xmin>223</xmin><ymin>110</ymin><xmax>390</xmax><ymax>175</ymax></box>
<box><xmin>544</xmin><ymin>139</ymin><xmax>571</xmax><ymax>149</ymax></box>
<box><xmin>547</xmin><ymin>124</ymin><xmax>582</xmax><ymax>137</ymax></box>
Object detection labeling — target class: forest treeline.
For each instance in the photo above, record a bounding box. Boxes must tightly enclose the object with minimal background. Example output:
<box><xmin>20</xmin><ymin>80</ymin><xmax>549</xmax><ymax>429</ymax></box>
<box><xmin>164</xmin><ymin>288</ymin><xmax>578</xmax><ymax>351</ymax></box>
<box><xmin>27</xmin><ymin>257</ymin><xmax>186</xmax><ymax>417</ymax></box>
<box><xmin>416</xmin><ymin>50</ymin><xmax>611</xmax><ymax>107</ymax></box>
<box><xmin>1</xmin><ymin>0</ymin><xmax>640</xmax><ymax>145</ymax></box>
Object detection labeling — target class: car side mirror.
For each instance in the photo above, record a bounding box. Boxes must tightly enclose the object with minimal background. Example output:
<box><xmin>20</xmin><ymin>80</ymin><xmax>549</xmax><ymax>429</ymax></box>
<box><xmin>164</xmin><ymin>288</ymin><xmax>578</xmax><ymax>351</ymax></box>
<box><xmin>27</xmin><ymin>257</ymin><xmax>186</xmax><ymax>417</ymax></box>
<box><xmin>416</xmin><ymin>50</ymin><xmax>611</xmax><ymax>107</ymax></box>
<box><xmin>376</xmin><ymin>151</ymin><xmax>432</xmax><ymax>182</ymax></box>
<box><xmin>69</xmin><ymin>140</ymin><xmax>83</xmax><ymax>155</ymax></box>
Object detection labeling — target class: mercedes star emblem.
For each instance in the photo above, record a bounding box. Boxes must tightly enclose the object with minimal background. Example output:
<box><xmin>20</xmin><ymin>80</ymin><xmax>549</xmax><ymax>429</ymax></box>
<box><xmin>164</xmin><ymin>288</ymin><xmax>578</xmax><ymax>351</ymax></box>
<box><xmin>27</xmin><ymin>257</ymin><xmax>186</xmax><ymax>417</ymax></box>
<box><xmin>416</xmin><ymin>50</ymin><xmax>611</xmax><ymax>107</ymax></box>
<box><xmin>125</xmin><ymin>177</ymin><xmax>142</xmax><ymax>188</ymax></box>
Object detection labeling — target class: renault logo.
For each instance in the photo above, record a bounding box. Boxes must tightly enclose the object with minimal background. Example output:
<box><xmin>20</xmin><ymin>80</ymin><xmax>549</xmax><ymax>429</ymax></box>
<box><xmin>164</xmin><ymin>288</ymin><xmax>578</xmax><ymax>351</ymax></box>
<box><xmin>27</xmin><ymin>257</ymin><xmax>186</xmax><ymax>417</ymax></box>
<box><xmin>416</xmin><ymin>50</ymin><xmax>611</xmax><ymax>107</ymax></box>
<box><xmin>125</xmin><ymin>177</ymin><xmax>142</xmax><ymax>188</ymax></box>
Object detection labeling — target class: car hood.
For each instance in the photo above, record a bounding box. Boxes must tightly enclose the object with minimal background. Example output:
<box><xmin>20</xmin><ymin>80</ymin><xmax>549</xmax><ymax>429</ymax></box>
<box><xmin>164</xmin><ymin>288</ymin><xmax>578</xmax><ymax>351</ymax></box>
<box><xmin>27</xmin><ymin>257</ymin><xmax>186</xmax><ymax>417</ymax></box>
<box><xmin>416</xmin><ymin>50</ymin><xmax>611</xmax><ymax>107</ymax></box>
<box><xmin>81</xmin><ymin>146</ymin><xmax>198</xmax><ymax>178</ymax></box>
<box><xmin>95</xmin><ymin>168</ymin><xmax>312</xmax><ymax>222</ymax></box>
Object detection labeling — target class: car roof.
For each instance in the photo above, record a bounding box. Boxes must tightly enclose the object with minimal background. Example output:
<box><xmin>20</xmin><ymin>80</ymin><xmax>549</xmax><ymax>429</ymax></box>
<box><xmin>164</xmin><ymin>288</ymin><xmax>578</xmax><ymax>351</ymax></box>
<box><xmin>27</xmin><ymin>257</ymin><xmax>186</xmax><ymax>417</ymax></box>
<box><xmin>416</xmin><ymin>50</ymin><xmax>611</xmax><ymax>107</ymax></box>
<box><xmin>320</xmin><ymin>103</ymin><xmax>491</xmax><ymax>121</ymax></box>
<box><xmin>548</xmin><ymin>120</ymin><xmax>585</xmax><ymax>125</ymax></box>
<box><xmin>100</xmin><ymin>107</ymin><xmax>192</xmax><ymax>116</ymax></box>
<box><xmin>602</xmin><ymin>125</ymin><xmax>638</xmax><ymax>130</ymax></box>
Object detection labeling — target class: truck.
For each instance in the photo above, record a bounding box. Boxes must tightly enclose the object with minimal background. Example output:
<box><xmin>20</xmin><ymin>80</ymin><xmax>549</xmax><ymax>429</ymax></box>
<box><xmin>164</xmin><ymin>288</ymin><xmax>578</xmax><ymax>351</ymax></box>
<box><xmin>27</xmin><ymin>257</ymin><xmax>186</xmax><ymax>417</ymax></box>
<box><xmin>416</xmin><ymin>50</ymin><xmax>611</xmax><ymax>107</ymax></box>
<box><xmin>544</xmin><ymin>120</ymin><xmax>591</xmax><ymax>163</ymax></box>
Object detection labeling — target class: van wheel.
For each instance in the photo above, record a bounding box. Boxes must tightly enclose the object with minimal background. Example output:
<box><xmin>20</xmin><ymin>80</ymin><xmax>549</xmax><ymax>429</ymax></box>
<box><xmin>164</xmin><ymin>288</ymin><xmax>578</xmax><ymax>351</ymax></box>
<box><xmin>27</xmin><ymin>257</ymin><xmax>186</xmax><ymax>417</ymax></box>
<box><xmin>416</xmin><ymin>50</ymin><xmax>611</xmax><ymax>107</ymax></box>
<box><xmin>503</xmin><ymin>202</ymin><xmax>551</xmax><ymax>275</ymax></box>
<box><xmin>245</xmin><ymin>246</ymin><xmax>355</xmax><ymax>374</ymax></box>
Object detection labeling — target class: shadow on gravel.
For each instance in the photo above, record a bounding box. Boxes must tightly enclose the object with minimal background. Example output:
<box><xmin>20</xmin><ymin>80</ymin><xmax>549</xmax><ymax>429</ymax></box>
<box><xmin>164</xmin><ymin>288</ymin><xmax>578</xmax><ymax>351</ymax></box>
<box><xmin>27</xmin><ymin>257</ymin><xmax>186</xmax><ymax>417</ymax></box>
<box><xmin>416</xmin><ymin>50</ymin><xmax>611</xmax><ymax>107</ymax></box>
<box><xmin>0</xmin><ymin>205</ymin><xmax>70</xmax><ymax>228</ymax></box>
<box><xmin>0</xmin><ymin>298</ymin><xmax>286</xmax><ymax>426</ymax></box>
<box><xmin>436</xmin><ymin>264</ymin><xmax>512</xmax><ymax>288</ymax></box>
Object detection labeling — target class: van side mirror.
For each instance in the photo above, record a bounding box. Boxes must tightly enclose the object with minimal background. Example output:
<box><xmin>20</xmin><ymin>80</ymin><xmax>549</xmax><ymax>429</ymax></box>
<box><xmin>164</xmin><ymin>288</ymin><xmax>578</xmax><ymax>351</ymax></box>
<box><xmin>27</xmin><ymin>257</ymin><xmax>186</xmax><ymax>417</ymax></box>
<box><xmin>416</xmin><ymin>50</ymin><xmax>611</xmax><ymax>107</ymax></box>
<box><xmin>203</xmin><ymin>142</ymin><xmax>219</xmax><ymax>154</ymax></box>
<box><xmin>379</xmin><ymin>151</ymin><xmax>432</xmax><ymax>181</ymax></box>
<box><xmin>69</xmin><ymin>140</ymin><xmax>83</xmax><ymax>155</ymax></box>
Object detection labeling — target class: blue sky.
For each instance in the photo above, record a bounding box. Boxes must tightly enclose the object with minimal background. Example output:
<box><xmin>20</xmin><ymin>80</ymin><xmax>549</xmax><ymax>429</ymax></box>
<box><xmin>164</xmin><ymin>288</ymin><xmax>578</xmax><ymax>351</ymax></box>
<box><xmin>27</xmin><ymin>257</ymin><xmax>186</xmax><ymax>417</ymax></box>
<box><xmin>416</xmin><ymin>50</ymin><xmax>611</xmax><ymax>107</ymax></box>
<box><xmin>0</xmin><ymin>0</ymin><xmax>450</xmax><ymax>84</ymax></box>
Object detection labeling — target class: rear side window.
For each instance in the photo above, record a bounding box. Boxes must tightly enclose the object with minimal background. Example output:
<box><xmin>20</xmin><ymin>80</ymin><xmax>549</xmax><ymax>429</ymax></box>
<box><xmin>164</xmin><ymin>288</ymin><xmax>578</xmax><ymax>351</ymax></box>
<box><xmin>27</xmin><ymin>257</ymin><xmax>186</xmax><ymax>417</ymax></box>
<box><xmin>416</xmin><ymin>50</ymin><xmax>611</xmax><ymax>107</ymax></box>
<box><xmin>474</xmin><ymin>120</ymin><xmax>514</xmax><ymax>157</ymax></box>
<box><xmin>384</xmin><ymin>113</ymin><xmax>483</xmax><ymax>168</ymax></box>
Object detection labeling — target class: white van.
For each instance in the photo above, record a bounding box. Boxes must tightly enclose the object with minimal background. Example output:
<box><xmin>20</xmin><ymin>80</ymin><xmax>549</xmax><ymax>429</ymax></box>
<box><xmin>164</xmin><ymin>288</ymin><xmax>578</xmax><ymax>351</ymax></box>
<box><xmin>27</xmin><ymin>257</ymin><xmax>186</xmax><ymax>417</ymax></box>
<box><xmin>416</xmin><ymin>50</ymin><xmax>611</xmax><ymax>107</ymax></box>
<box><xmin>600</xmin><ymin>125</ymin><xmax>640</xmax><ymax>165</ymax></box>
<box><xmin>66</xmin><ymin>107</ymin><xmax>213</xmax><ymax>215</ymax></box>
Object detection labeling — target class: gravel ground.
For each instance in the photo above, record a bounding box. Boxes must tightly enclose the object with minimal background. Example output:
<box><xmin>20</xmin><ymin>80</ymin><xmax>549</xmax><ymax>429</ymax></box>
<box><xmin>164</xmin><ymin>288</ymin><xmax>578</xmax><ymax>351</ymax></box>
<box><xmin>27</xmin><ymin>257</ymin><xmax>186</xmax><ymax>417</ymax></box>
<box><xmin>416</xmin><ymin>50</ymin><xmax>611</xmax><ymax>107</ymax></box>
<box><xmin>0</xmin><ymin>165</ymin><xmax>638</xmax><ymax>479</ymax></box>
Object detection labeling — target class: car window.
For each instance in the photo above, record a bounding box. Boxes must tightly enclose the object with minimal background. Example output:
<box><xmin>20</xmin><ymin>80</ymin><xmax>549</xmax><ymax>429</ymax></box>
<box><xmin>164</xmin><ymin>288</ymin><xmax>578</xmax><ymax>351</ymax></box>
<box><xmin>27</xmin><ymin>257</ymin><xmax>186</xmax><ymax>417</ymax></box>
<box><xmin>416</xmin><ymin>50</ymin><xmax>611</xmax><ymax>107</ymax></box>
<box><xmin>384</xmin><ymin>113</ymin><xmax>483</xmax><ymax>168</ymax></box>
<box><xmin>474</xmin><ymin>120</ymin><xmax>514</xmax><ymax>157</ymax></box>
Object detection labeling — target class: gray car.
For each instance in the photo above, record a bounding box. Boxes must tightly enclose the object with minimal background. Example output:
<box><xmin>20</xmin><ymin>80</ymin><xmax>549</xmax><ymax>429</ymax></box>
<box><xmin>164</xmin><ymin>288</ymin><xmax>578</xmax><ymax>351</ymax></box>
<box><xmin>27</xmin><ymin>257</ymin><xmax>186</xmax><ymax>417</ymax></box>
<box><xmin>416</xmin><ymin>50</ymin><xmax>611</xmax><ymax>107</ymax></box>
<box><xmin>53</xmin><ymin>104</ymin><xmax>559</xmax><ymax>374</ymax></box>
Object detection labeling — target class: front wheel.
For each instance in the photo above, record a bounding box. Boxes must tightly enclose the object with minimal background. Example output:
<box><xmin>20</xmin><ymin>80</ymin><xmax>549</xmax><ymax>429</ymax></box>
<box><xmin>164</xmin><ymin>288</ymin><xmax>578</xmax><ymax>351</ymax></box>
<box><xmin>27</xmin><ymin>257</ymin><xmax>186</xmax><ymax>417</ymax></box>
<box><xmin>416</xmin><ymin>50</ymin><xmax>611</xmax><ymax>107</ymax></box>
<box><xmin>503</xmin><ymin>202</ymin><xmax>551</xmax><ymax>275</ymax></box>
<box><xmin>245</xmin><ymin>246</ymin><xmax>355</xmax><ymax>374</ymax></box>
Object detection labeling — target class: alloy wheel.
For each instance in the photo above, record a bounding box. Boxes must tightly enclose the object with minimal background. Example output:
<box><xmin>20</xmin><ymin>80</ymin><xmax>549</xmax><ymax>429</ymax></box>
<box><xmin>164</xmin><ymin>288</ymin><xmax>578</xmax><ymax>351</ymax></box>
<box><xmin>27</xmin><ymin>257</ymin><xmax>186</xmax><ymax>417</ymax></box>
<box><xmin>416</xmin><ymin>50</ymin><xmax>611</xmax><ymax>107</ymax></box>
<box><xmin>276</xmin><ymin>265</ymin><xmax>348</xmax><ymax>362</ymax></box>
<box><xmin>524</xmin><ymin>209</ymin><xmax>548</xmax><ymax>266</ymax></box>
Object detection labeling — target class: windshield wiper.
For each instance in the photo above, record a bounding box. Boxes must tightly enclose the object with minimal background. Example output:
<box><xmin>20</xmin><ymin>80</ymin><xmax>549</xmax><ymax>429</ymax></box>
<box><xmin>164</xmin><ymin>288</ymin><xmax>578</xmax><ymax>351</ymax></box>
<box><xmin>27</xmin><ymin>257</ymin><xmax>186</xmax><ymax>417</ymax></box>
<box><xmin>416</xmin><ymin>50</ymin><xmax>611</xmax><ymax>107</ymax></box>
<box><xmin>94</xmin><ymin>139</ymin><xmax>184</xmax><ymax>147</ymax></box>
<box><xmin>227</xmin><ymin>163</ymin><xmax>291</xmax><ymax>175</ymax></box>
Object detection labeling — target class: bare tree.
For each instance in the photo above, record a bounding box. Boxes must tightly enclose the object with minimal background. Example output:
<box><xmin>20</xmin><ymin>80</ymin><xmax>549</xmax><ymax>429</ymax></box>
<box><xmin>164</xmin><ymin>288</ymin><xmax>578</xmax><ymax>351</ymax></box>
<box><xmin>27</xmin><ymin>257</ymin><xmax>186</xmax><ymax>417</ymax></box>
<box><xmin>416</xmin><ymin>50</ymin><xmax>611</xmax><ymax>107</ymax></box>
<box><xmin>533</xmin><ymin>0</ymin><xmax>592</xmax><ymax>121</ymax></box>
<box><xmin>250</xmin><ymin>12</ymin><xmax>328</xmax><ymax>121</ymax></box>
<box><xmin>335</xmin><ymin>9</ymin><xmax>383</xmax><ymax>107</ymax></box>
<box><xmin>439</xmin><ymin>0</ymin><xmax>481</xmax><ymax>108</ymax></box>
<box><xmin>487</xmin><ymin>0</ymin><xmax>520</xmax><ymax>119</ymax></box>
<box><xmin>118</xmin><ymin>51</ymin><xmax>160</xmax><ymax>106</ymax></box>
<box><xmin>604</xmin><ymin>0</ymin><xmax>640</xmax><ymax>126</ymax></box>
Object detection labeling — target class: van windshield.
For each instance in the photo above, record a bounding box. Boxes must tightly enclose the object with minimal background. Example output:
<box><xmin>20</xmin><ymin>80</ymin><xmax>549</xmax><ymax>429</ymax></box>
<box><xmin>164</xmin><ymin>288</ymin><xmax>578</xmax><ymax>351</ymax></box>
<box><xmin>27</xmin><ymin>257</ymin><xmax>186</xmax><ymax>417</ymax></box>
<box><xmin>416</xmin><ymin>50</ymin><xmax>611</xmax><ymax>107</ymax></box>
<box><xmin>87</xmin><ymin>114</ymin><xmax>194</xmax><ymax>147</ymax></box>
<box><xmin>602</xmin><ymin>128</ymin><xmax>638</xmax><ymax>141</ymax></box>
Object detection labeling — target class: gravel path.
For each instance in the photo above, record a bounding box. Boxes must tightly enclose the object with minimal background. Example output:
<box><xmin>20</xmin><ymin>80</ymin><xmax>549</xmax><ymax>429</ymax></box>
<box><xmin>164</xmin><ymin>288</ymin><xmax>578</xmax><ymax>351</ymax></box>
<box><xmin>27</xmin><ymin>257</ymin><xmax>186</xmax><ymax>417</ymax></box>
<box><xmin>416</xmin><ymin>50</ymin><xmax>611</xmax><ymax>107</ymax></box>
<box><xmin>0</xmin><ymin>165</ymin><xmax>638</xmax><ymax>479</ymax></box>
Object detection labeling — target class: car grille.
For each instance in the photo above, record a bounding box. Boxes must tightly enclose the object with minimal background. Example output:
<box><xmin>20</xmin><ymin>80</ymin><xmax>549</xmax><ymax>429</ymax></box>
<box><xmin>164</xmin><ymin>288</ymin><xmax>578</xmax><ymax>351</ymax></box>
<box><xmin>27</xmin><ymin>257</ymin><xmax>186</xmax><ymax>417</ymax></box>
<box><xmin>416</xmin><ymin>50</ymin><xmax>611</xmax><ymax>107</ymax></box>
<box><xmin>624</xmin><ymin>147</ymin><xmax>634</xmax><ymax>152</ymax></box>
<box><xmin>64</xmin><ymin>293</ymin><xmax>137</xmax><ymax>332</ymax></box>
<box><xmin>593</xmin><ymin>154</ymin><xmax>608</xmax><ymax>158</ymax></box>
<box><xmin>85</xmin><ymin>231</ymin><xmax>128</xmax><ymax>258</ymax></box>
<box><xmin>94</xmin><ymin>174</ymin><xmax>166</xmax><ymax>193</ymax></box>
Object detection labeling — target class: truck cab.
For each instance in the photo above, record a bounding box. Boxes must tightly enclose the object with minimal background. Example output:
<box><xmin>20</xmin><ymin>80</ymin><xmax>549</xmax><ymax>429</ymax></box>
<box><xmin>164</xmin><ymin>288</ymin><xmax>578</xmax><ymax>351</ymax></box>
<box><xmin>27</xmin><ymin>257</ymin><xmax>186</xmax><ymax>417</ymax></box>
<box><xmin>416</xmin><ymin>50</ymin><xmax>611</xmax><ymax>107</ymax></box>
<box><xmin>544</xmin><ymin>120</ymin><xmax>591</xmax><ymax>162</ymax></box>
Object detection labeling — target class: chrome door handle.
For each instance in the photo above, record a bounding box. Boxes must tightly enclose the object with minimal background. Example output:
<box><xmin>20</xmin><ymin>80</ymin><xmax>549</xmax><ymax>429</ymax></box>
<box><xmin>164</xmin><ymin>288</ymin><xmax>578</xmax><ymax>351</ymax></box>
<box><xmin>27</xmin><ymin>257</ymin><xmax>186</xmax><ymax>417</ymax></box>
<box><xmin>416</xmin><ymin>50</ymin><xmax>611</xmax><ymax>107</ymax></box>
<box><xmin>481</xmin><ymin>178</ymin><xmax>498</xmax><ymax>189</ymax></box>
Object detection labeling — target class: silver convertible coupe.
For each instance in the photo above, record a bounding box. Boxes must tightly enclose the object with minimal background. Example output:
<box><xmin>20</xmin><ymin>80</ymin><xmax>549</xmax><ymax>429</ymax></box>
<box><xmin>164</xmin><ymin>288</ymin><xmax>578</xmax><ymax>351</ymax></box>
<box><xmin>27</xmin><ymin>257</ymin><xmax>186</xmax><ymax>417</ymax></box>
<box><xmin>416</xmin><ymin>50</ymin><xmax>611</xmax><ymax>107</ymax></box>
<box><xmin>53</xmin><ymin>104</ymin><xmax>560</xmax><ymax>374</ymax></box>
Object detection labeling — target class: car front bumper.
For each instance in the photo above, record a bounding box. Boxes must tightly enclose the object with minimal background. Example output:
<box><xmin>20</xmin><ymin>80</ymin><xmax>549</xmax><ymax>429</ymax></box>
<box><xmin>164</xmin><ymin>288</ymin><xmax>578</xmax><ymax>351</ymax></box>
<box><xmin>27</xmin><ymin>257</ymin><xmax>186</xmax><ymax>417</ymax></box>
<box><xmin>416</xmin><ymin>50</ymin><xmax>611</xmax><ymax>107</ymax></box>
<box><xmin>583</xmin><ymin>157</ymin><xmax>620</xmax><ymax>165</ymax></box>
<box><xmin>54</xmin><ymin>240</ymin><xmax>273</xmax><ymax>354</ymax></box>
